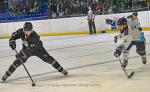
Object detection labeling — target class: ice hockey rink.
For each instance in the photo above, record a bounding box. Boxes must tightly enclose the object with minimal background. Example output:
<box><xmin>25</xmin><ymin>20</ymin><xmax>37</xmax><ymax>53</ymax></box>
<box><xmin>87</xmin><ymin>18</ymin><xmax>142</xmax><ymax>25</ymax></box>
<box><xmin>0</xmin><ymin>32</ymin><xmax>150</xmax><ymax>92</ymax></box>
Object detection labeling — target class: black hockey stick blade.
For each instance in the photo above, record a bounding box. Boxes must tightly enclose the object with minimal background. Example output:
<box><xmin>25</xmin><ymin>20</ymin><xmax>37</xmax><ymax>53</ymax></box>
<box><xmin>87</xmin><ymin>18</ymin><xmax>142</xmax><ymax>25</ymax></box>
<box><xmin>118</xmin><ymin>58</ymin><xmax>135</xmax><ymax>79</ymax></box>
<box><xmin>32</xmin><ymin>83</ymin><xmax>36</xmax><ymax>87</ymax></box>
<box><xmin>128</xmin><ymin>71</ymin><xmax>135</xmax><ymax>79</ymax></box>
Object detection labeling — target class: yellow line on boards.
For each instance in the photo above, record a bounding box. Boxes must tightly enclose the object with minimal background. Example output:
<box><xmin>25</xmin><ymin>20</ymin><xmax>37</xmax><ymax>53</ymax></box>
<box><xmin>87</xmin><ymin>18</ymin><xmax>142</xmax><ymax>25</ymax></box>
<box><xmin>0</xmin><ymin>28</ymin><xmax>150</xmax><ymax>39</ymax></box>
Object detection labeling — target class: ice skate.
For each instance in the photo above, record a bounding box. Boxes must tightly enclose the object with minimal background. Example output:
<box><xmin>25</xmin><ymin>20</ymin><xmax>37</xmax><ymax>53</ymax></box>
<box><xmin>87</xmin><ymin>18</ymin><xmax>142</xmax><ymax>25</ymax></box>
<box><xmin>142</xmin><ymin>56</ymin><xmax>147</xmax><ymax>64</ymax></box>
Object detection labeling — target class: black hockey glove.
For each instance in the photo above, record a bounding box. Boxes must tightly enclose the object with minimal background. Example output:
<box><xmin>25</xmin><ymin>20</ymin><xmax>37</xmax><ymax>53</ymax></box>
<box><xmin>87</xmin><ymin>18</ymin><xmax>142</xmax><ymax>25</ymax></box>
<box><xmin>16</xmin><ymin>53</ymin><xmax>22</xmax><ymax>59</ymax></box>
<box><xmin>15</xmin><ymin>51</ymin><xmax>26</xmax><ymax>59</ymax></box>
<box><xmin>138</xmin><ymin>27</ymin><xmax>142</xmax><ymax>31</ymax></box>
<box><xmin>114</xmin><ymin>45</ymin><xmax>124</xmax><ymax>57</ymax></box>
<box><xmin>114</xmin><ymin>49</ymin><xmax>121</xmax><ymax>57</ymax></box>
<box><xmin>9</xmin><ymin>40</ymin><xmax>16</xmax><ymax>50</ymax></box>
<box><xmin>114</xmin><ymin>36</ymin><xmax>118</xmax><ymax>43</ymax></box>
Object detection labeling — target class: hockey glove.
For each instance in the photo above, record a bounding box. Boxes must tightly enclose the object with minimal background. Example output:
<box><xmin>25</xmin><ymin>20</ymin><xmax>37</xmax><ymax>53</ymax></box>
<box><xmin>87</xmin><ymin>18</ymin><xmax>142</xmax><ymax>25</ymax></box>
<box><xmin>138</xmin><ymin>27</ymin><xmax>142</xmax><ymax>31</ymax></box>
<box><xmin>16</xmin><ymin>53</ymin><xmax>22</xmax><ymax>59</ymax></box>
<box><xmin>114</xmin><ymin>36</ymin><xmax>118</xmax><ymax>43</ymax></box>
<box><xmin>114</xmin><ymin>49</ymin><xmax>121</xmax><ymax>57</ymax></box>
<box><xmin>114</xmin><ymin>45</ymin><xmax>124</xmax><ymax>57</ymax></box>
<box><xmin>9</xmin><ymin>40</ymin><xmax>16</xmax><ymax>50</ymax></box>
<box><xmin>15</xmin><ymin>51</ymin><xmax>26</xmax><ymax>59</ymax></box>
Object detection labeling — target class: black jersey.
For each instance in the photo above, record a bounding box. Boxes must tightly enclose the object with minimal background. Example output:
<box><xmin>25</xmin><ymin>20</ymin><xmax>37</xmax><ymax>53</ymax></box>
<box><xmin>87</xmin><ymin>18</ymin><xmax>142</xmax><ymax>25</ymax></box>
<box><xmin>9</xmin><ymin>28</ymin><xmax>43</xmax><ymax>51</ymax></box>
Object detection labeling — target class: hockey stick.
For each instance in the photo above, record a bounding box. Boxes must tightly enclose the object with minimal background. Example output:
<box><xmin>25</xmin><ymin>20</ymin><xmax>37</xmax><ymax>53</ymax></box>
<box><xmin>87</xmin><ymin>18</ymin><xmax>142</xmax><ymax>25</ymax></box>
<box><xmin>118</xmin><ymin>58</ymin><xmax>134</xmax><ymax>79</ymax></box>
<box><xmin>15</xmin><ymin>49</ymin><xmax>36</xmax><ymax>87</ymax></box>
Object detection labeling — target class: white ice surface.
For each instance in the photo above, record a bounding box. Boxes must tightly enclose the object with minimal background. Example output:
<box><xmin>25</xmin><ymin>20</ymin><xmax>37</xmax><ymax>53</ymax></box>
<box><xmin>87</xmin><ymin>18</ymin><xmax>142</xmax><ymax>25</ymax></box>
<box><xmin>0</xmin><ymin>32</ymin><xmax>150</xmax><ymax>92</ymax></box>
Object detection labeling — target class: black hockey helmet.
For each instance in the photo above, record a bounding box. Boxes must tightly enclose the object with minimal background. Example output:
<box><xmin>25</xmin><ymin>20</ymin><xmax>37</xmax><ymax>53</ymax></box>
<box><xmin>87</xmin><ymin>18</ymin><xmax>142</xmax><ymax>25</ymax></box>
<box><xmin>23</xmin><ymin>22</ymin><xmax>33</xmax><ymax>31</ymax></box>
<box><xmin>132</xmin><ymin>11</ymin><xmax>138</xmax><ymax>16</ymax></box>
<box><xmin>117</xmin><ymin>17</ymin><xmax>127</xmax><ymax>25</ymax></box>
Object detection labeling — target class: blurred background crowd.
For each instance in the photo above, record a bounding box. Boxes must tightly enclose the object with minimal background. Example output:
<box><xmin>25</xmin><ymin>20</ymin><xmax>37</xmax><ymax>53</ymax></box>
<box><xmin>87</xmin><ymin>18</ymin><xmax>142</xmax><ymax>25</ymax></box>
<box><xmin>0</xmin><ymin>0</ymin><xmax>150</xmax><ymax>22</ymax></box>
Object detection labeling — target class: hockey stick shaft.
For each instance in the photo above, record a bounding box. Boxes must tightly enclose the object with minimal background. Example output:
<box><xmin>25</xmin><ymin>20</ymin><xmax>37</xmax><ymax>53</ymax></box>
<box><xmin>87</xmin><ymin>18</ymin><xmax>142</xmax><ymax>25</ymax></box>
<box><xmin>14</xmin><ymin>50</ymin><xmax>35</xmax><ymax>85</ymax></box>
<box><xmin>118</xmin><ymin>58</ymin><xmax>134</xmax><ymax>79</ymax></box>
<box><xmin>118</xmin><ymin>58</ymin><xmax>129</xmax><ymax>77</ymax></box>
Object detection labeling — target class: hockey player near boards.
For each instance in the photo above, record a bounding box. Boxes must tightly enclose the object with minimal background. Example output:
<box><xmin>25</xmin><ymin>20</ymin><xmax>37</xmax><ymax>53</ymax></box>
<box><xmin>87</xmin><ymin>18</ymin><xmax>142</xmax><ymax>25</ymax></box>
<box><xmin>2</xmin><ymin>22</ymin><xmax>68</xmax><ymax>81</ymax></box>
<box><xmin>114</xmin><ymin>12</ymin><xmax>147</xmax><ymax>68</ymax></box>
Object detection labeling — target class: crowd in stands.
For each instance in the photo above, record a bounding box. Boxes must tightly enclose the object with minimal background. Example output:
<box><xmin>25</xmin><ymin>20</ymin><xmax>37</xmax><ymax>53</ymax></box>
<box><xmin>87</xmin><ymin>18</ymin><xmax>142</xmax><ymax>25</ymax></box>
<box><xmin>48</xmin><ymin>0</ymin><xmax>113</xmax><ymax>18</ymax></box>
<box><xmin>8</xmin><ymin>0</ymin><xmax>48</xmax><ymax>16</ymax></box>
<box><xmin>0</xmin><ymin>0</ymin><xmax>149</xmax><ymax>22</ymax></box>
<box><xmin>48</xmin><ymin>0</ymin><xmax>149</xmax><ymax>18</ymax></box>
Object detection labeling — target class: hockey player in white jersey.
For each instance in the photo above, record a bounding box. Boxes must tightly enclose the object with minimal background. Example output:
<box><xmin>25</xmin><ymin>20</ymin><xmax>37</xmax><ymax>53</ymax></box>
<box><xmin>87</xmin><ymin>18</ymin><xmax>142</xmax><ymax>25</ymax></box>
<box><xmin>114</xmin><ymin>12</ymin><xmax>147</xmax><ymax>68</ymax></box>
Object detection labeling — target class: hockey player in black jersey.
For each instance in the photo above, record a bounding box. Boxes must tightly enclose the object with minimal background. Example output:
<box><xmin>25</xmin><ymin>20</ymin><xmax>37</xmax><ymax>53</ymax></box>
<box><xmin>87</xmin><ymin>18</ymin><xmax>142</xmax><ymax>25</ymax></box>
<box><xmin>2</xmin><ymin>22</ymin><xmax>68</xmax><ymax>81</ymax></box>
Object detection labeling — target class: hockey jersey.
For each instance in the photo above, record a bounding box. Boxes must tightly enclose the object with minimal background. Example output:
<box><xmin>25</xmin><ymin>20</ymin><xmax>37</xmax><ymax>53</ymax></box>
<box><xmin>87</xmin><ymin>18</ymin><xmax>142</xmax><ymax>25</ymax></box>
<box><xmin>9</xmin><ymin>28</ymin><xmax>43</xmax><ymax>51</ymax></box>
<box><xmin>126</xmin><ymin>17</ymin><xmax>145</xmax><ymax>42</ymax></box>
